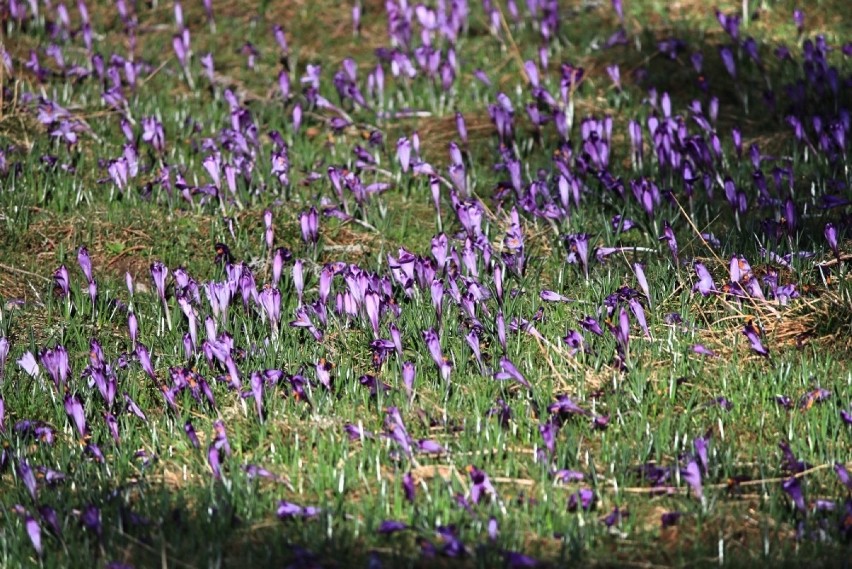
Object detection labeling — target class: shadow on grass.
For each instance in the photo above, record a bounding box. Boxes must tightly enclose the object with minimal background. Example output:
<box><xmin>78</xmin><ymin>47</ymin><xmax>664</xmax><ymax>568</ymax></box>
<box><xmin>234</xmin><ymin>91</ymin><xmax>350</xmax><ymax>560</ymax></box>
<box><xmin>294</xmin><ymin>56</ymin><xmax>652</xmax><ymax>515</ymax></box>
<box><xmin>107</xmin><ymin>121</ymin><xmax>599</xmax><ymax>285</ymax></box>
<box><xmin>6</xmin><ymin>474</ymin><xmax>848</xmax><ymax>569</ymax></box>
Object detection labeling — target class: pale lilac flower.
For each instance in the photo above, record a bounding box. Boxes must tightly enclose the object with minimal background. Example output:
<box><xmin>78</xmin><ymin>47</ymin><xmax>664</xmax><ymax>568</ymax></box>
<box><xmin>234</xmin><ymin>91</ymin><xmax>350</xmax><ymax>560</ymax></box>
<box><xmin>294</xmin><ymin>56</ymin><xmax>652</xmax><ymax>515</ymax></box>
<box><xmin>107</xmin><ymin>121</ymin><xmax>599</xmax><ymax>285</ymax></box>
<box><xmin>423</xmin><ymin>328</ymin><xmax>451</xmax><ymax>382</ymax></box>
<box><xmin>494</xmin><ymin>357</ymin><xmax>531</xmax><ymax>389</ymax></box>
<box><xmin>150</xmin><ymin>262</ymin><xmax>168</xmax><ymax>300</ymax></box>
<box><xmin>17</xmin><ymin>352</ymin><xmax>40</xmax><ymax>378</ymax></box>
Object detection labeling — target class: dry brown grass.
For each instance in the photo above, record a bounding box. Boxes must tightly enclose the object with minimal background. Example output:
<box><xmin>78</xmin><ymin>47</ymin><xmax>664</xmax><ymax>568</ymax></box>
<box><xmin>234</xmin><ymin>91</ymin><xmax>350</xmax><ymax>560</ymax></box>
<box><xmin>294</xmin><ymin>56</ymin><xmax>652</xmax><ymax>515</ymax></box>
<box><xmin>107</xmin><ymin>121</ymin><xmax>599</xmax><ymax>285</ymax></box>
<box><xmin>0</xmin><ymin>206</ymin><xmax>219</xmax><ymax>302</ymax></box>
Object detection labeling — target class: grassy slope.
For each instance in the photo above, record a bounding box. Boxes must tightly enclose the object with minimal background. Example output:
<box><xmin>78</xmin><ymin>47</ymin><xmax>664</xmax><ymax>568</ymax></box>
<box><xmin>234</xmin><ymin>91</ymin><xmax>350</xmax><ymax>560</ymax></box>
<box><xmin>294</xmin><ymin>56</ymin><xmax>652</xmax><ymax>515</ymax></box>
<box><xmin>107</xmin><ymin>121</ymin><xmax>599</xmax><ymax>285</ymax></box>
<box><xmin>0</xmin><ymin>0</ymin><xmax>851</xmax><ymax>567</ymax></box>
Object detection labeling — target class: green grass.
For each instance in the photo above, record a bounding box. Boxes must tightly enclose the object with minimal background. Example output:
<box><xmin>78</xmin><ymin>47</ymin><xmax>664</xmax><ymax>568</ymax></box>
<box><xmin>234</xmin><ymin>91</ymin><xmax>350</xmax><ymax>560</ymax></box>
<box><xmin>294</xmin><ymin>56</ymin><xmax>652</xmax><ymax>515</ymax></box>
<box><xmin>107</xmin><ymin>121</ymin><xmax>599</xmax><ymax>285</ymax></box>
<box><xmin>0</xmin><ymin>0</ymin><xmax>851</xmax><ymax>567</ymax></box>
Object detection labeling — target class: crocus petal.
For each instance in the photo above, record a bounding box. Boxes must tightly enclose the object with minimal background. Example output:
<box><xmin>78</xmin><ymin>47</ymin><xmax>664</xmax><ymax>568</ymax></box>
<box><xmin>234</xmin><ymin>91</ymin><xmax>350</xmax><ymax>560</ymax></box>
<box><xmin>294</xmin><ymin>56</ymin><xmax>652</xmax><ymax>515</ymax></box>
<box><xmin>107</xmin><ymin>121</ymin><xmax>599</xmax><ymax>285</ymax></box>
<box><xmin>494</xmin><ymin>356</ymin><xmax>531</xmax><ymax>388</ymax></box>
<box><xmin>834</xmin><ymin>462</ymin><xmax>852</xmax><ymax>490</ymax></box>
<box><xmin>782</xmin><ymin>477</ymin><xmax>806</xmax><ymax>512</ymax></box>
<box><xmin>25</xmin><ymin>516</ymin><xmax>42</xmax><ymax>556</ymax></box>
<box><xmin>743</xmin><ymin>321</ymin><xmax>770</xmax><ymax>357</ymax></box>
<box><xmin>396</xmin><ymin>472</ymin><xmax>414</xmax><ymax>505</ymax></box>
<box><xmin>184</xmin><ymin>420</ymin><xmax>200</xmax><ymax>449</ymax></box>
<box><xmin>17</xmin><ymin>352</ymin><xmax>40</xmax><ymax>377</ymax></box>
<box><xmin>681</xmin><ymin>459</ymin><xmax>703</xmax><ymax>500</ymax></box>
<box><xmin>277</xmin><ymin>501</ymin><xmax>320</xmax><ymax>519</ymax></box>
<box><xmin>377</xmin><ymin>520</ymin><xmax>408</xmax><ymax>534</ymax></box>
<box><xmin>63</xmin><ymin>394</ymin><xmax>87</xmax><ymax>438</ymax></box>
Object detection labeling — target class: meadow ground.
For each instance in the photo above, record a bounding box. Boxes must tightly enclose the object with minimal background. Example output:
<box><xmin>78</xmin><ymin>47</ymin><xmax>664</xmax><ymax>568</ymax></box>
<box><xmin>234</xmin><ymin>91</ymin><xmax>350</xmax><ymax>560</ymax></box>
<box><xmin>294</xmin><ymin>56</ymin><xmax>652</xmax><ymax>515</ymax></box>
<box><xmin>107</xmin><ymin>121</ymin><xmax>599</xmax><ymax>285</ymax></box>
<box><xmin>0</xmin><ymin>0</ymin><xmax>850</xmax><ymax>567</ymax></box>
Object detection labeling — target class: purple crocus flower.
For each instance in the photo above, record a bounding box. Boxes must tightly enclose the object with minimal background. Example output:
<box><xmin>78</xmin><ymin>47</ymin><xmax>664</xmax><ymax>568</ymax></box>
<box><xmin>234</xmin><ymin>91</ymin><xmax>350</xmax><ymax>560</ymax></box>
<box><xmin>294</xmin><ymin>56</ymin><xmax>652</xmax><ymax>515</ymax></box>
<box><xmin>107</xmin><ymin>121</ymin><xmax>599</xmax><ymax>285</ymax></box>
<box><xmin>496</xmin><ymin>310</ymin><xmax>508</xmax><ymax>353</ymax></box>
<box><xmin>611</xmin><ymin>307</ymin><xmax>631</xmax><ymax>353</ymax></box>
<box><xmin>263</xmin><ymin>209</ymin><xmax>274</xmax><ymax>249</ymax></box>
<box><xmin>38</xmin><ymin>505</ymin><xmax>61</xmax><ymax>536</ymax></box>
<box><xmin>277</xmin><ymin>501</ymin><xmax>320</xmax><ymax>520</ymax></box>
<box><xmin>681</xmin><ymin>459</ymin><xmax>703</xmax><ymax>500</ymax></box>
<box><xmin>553</xmin><ymin>469</ymin><xmax>585</xmax><ymax>484</ymax></box>
<box><xmin>86</xmin><ymin>279</ymin><xmax>98</xmax><ymax>307</ymax></box>
<box><xmin>293</xmin><ymin>260</ymin><xmax>304</xmax><ymax>306</ymax></box>
<box><xmin>80</xmin><ymin>504</ymin><xmax>102</xmax><ymax>537</ymax></box>
<box><xmin>384</xmin><ymin>406</ymin><xmax>411</xmax><ymax>456</ymax></box>
<box><xmin>40</xmin><ymin>345</ymin><xmax>70</xmax><ymax>390</ymax></box>
<box><xmin>775</xmin><ymin>395</ymin><xmax>793</xmax><ymax>409</ymax></box>
<box><xmin>793</xmin><ymin>9</ymin><xmax>804</xmax><ymax>32</ymax></box>
<box><xmin>742</xmin><ymin>321</ymin><xmax>769</xmax><ymax>357</ymax></box>
<box><xmin>290</xmin><ymin>307</ymin><xmax>323</xmax><ymax>341</ymax></box>
<box><xmin>250</xmin><ymin>372</ymin><xmax>264</xmax><ymax>420</ymax></box>
<box><xmin>344</xmin><ymin>423</ymin><xmax>372</xmax><ymax>441</ymax></box>
<box><xmin>565</xmin><ymin>233</ymin><xmax>591</xmax><ymax>278</ymax></box>
<box><xmin>629</xmin><ymin>298</ymin><xmax>650</xmax><ymax>338</ymax></box>
<box><xmin>213</xmin><ymin>419</ymin><xmax>231</xmax><ymax>456</ymax></box>
<box><xmin>14</xmin><ymin>421</ymin><xmax>55</xmax><ymax>444</ymax></box>
<box><xmin>423</xmin><ymin>328</ymin><xmax>451</xmax><ymax>382</ymax></box>
<box><xmin>456</xmin><ymin>112</ymin><xmax>468</xmax><ymax>144</ymax></box>
<box><xmin>601</xmin><ymin>506</ymin><xmax>626</xmax><ymax>529</ymax></box>
<box><xmin>503</xmin><ymin>551</ymin><xmax>540</xmax><ymax>568</ymax></box>
<box><xmin>540</xmin><ymin>290</ymin><xmax>571</xmax><ymax>302</ymax></box>
<box><xmin>208</xmin><ymin>443</ymin><xmax>223</xmax><ymax>479</ymax></box>
<box><xmin>593</xmin><ymin>415</ymin><xmax>610</xmax><ymax>430</ymax></box>
<box><xmin>692</xmin><ymin>344</ymin><xmax>718</xmax><ymax>358</ymax></box>
<box><xmin>659</xmin><ymin>221</ymin><xmax>679</xmax><ymax>265</ymax></box>
<box><xmin>719</xmin><ymin>45</ymin><xmax>736</xmax><ymax>78</ymax></box>
<box><xmin>16</xmin><ymin>351</ymin><xmax>40</xmax><ymax>378</ymax></box>
<box><xmin>220</xmin><ymin>356</ymin><xmax>240</xmax><ymax>391</ymax></box>
<box><xmin>64</xmin><ymin>394</ymin><xmax>87</xmax><ymax>438</ymax></box>
<box><xmin>150</xmin><ymin>262</ymin><xmax>168</xmax><ymax>300</ymax></box>
<box><xmin>18</xmin><ymin>459</ymin><xmax>38</xmax><ymax>500</ymax></box>
<box><xmin>403</xmin><ymin>472</ymin><xmax>416</xmax><ymax>503</ymax></box>
<box><xmin>634</xmin><ymin>263</ymin><xmax>651</xmax><ymax>303</ymax></box>
<box><xmin>242</xmin><ymin>464</ymin><xmax>291</xmax><ymax>487</ymax></box>
<box><xmin>783</xmin><ymin>477</ymin><xmax>806</xmax><ymax>512</ymax></box>
<box><xmin>825</xmin><ymin>223</ymin><xmax>839</xmax><ymax>258</ymax></box>
<box><xmin>300</xmin><ymin>207</ymin><xmax>319</xmax><ymax>244</ymax></box>
<box><xmin>834</xmin><ymin>462</ymin><xmax>852</xmax><ymax>491</ymax></box>
<box><xmin>396</xmin><ymin>137</ymin><xmax>412</xmax><ymax>172</ymax></box>
<box><xmin>539</xmin><ymin>420</ymin><xmax>558</xmax><ymax>457</ymax></box>
<box><xmin>172</xmin><ymin>34</ymin><xmax>189</xmax><ymax>69</ymax></box>
<box><xmin>402</xmin><ymin>361</ymin><xmax>415</xmax><ymax>400</ymax></box>
<box><xmin>377</xmin><ymin>520</ymin><xmax>409</xmax><ymax>535</ymax></box>
<box><xmin>779</xmin><ymin>441</ymin><xmax>812</xmax><ymax>476</ymax></box>
<box><xmin>54</xmin><ymin>265</ymin><xmax>70</xmax><ymax>297</ymax></box>
<box><xmin>661</xmin><ymin>511</ymin><xmax>682</xmax><ymax>528</ymax></box>
<box><xmin>430</xmin><ymin>279</ymin><xmax>444</xmax><ymax>321</ymax></box>
<box><xmin>205</xmin><ymin>281</ymin><xmax>232</xmax><ymax>321</ymax></box>
<box><xmin>548</xmin><ymin>395</ymin><xmax>588</xmax><ymax>416</ymax></box>
<box><xmin>579</xmin><ymin>317</ymin><xmax>604</xmax><ymax>336</ymax></box>
<box><xmin>487</xmin><ymin>516</ymin><xmax>500</xmax><ymax>542</ymax></box>
<box><xmin>315</xmin><ymin>359</ymin><xmax>334</xmax><ymax>391</ymax></box>
<box><xmin>562</xmin><ymin>330</ymin><xmax>586</xmax><ymax>356</ymax></box>
<box><xmin>693</xmin><ymin>263</ymin><xmax>716</xmax><ymax>296</ymax></box>
<box><xmin>364</xmin><ymin>292</ymin><xmax>382</xmax><ymax>338</ymax></box>
<box><xmin>273</xmin><ymin>24</ymin><xmax>289</xmax><ymax>55</ymax></box>
<box><xmin>135</xmin><ymin>344</ymin><xmax>156</xmax><ymax>380</ymax></box>
<box><xmin>77</xmin><ymin>246</ymin><xmax>93</xmax><ymax>282</ymax></box>
<box><xmin>141</xmin><ymin>117</ymin><xmax>165</xmax><ymax>153</ymax></box>
<box><xmin>25</xmin><ymin>516</ymin><xmax>42</xmax><ymax>557</ymax></box>
<box><xmin>184</xmin><ymin>420</ymin><xmax>200</xmax><ymax>449</ymax></box>
<box><xmin>417</xmin><ymin>439</ymin><xmax>446</xmax><ymax>454</ymax></box>
<box><xmin>567</xmin><ymin>488</ymin><xmax>596</xmax><ymax>511</ymax></box>
<box><xmin>128</xmin><ymin>312</ymin><xmax>138</xmax><ymax>347</ymax></box>
<box><xmin>467</xmin><ymin>465</ymin><xmax>497</xmax><ymax>504</ymax></box>
<box><xmin>258</xmin><ymin>286</ymin><xmax>281</xmax><ymax>335</ymax></box>
<box><xmin>105</xmin><ymin>413</ymin><xmax>119</xmax><ymax>443</ymax></box>
<box><xmin>798</xmin><ymin>388</ymin><xmax>831</xmax><ymax>410</ymax></box>
<box><xmin>124</xmin><ymin>391</ymin><xmax>148</xmax><ymax>423</ymax></box>
<box><xmin>606</xmin><ymin>64</ymin><xmax>621</xmax><ymax>91</ymax></box>
<box><xmin>494</xmin><ymin>357</ymin><xmax>531</xmax><ymax>389</ymax></box>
